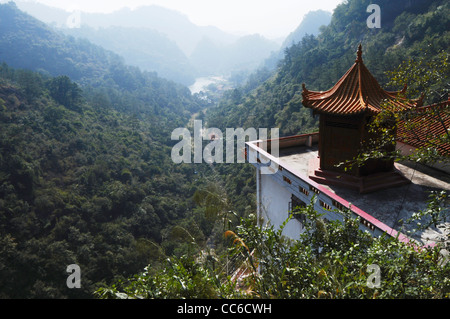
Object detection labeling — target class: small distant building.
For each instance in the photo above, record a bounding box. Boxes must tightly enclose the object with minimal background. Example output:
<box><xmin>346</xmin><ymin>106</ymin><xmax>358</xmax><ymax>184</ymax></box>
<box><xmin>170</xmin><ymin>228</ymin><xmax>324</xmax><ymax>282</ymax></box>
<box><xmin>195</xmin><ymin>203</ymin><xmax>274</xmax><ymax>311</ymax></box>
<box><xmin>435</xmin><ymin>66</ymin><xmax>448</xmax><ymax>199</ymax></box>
<box><xmin>246</xmin><ymin>45</ymin><xmax>449</xmax><ymax>246</ymax></box>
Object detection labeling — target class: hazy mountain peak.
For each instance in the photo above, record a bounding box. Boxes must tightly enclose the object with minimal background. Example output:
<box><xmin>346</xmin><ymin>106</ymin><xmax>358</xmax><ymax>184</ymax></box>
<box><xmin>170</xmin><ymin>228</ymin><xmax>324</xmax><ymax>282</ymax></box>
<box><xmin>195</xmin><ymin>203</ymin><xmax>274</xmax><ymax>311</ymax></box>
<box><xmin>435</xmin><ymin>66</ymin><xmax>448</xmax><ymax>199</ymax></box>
<box><xmin>282</xmin><ymin>10</ymin><xmax>332</xmax><ymax>49</ymax></box>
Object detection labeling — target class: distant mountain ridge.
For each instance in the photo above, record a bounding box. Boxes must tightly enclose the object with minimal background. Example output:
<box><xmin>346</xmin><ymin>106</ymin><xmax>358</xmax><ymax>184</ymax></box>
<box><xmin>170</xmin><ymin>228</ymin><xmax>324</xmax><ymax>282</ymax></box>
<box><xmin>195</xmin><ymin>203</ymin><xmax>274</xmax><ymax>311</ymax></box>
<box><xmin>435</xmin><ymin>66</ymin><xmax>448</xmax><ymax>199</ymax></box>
<box><xmin>281</xmin><ymin>10</ymin><xmax>332</xmax><ymax>49</ymax></box>
<box><xmin>62</xmin><ymin>25</ymin><xmax>197</xmax><ymax>86</ymax></box>
<box><xmin>75</xmin><ymin>5</ymin><xmax>239</xmax><ymax>56</ymax></box>
<box><xmin>0</xmin><ymin>1</ymin><xmax>203</xmax><ymax>120</ymax></box>
<box><xmin>262</xmin><ymin>10</ymin><xmax>332</xmax><ymax>71</ymax></box>
<box><xmin>14</xmin><ymin>1</ymin><xmax>282</xmax><ymax>84</ymax></box>
<box><xmin>0</xmin><ymin>2</ymin><xmax>117</xmax><ymax>83</ymax></box>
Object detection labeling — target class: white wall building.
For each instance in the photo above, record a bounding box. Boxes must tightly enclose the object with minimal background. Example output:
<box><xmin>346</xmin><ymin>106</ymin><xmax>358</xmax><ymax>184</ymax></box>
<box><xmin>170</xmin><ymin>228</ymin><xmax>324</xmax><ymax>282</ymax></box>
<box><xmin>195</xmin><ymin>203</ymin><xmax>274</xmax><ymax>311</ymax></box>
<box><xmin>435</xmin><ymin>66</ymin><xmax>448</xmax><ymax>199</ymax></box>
<box><xmin>246</xmin><ymin>133</ymin><xmax>449</xmax><ymax>246</ymax></box>
<box><xmin>245</xmin><ymin>46</ymin><xmax>449</xmax><ymax>247</ymax></box>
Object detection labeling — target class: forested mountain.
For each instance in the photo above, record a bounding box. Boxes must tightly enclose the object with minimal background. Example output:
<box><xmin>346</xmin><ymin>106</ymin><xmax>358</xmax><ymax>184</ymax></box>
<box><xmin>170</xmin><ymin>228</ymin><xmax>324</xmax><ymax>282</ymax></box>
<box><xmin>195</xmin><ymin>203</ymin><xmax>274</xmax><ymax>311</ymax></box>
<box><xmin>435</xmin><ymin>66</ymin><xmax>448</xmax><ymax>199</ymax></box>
<box><xmin>14</xmin><ymin>1</ymin><xmax>205</xmax><ymax>84</ymax></box>
<box><xmin>15</xmin><ymin>1</ymin><xmax>280</xmax><ymax>84</ymax></box>
<box><xmin>0</xmin><ymin>2</ymin><xmax>230</xmax><ymax>298</ymax></box>
<box><xmin>207</xmin><ymin>0</ymin><xmax>449</xmax><ymax>137</ymax></box>
<box><xmin>0</xmin><ymin>0</ymin><xmax>448</xmax><ymax>300</ymax></box>
<box><xmin>0</xmin><ymin>2</ymin><xmax>201</xmax><ymax>114</ymax></box>
<box><xmin>281</xmin><ymin>10</ymin><xmax>332</xmax><ymax>49</ymax></box>
<box><xmin>95</xmin><ymin>0</ymin><xmax>450</xmax><ymax>300</ymax></box>
<box><xmin>1</xmin><ymin>2</ymin><xmax>137</xmax><ymax>88</ymax></box>
<box><xmin>0</xmin><ymin>66</ymin><xmax>208</xmax><ymax>298</ymax></box>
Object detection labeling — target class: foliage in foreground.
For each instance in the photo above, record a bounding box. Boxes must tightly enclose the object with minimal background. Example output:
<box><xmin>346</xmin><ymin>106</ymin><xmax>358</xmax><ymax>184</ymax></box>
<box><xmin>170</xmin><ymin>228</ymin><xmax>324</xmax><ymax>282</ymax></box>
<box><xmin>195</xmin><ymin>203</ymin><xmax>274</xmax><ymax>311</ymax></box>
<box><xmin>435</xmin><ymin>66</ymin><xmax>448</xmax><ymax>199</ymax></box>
<box><xmin>95</xmin><ymin>199</ymin><xmax>450</xmax><ymax>299</ymax></box>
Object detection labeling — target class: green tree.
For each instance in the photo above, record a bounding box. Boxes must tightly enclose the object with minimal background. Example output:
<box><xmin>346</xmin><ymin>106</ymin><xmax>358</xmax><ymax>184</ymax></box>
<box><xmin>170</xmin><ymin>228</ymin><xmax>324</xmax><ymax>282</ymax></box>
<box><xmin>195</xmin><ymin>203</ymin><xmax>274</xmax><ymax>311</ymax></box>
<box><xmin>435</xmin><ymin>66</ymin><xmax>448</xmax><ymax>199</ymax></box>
<box><xmin>17</xmin><ymin>69</ymin><xmax>43</xmax><ymax>102</ymax></box>
<box><xmin>47</xmin><ymin>76</ymin><xmax>82</xmax><ymax>111</ymax></box>
<box><xmin>95</xmin><ymin>198</ymin><xmax>450</xmax><ymax>299</ymax></box>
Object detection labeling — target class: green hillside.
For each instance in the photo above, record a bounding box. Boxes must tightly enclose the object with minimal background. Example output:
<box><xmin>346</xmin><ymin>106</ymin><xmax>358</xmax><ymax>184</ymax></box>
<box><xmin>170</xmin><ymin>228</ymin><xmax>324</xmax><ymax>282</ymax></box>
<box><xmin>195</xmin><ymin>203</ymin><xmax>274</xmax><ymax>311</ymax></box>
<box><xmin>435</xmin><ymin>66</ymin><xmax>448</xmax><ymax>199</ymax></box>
<box><xmin>0</xmin><ymin>2</ymin><xmax>216</xmax><ymax>298</ymax></box>
<box><xmin>0</xmin><ymin>0</ymin><xmax>448</xmax><ymax>299</ymax></box>
<box><xmin>207</xmin><ymin>0</ymin><xmax>449</xmax><ymax>137</ymax></box>
<box><xmin>97</xmin><ymin>0</ymin><xmax>449</xmax><ymax>300</ymax></box>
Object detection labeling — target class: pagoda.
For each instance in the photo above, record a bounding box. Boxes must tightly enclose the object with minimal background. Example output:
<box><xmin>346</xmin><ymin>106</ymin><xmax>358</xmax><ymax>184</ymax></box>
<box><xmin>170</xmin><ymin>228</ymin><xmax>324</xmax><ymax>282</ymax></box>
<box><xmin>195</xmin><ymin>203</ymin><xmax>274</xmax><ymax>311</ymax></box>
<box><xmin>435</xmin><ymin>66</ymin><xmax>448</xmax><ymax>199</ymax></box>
<box><xmin>302</xmin><ymin>44</ymin><xmax>422</xmax><ymax>193</ymax></box>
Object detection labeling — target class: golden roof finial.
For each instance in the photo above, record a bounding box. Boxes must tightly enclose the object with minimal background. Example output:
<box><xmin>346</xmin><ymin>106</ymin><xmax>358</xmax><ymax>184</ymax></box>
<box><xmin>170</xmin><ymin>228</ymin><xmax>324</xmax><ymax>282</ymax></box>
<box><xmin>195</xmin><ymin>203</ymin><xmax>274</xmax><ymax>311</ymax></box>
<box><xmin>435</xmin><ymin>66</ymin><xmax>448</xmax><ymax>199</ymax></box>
<box><xmin>356</xmin><ymin>43</ymin><xmax>363</xmax><ymax>63</ymax></box>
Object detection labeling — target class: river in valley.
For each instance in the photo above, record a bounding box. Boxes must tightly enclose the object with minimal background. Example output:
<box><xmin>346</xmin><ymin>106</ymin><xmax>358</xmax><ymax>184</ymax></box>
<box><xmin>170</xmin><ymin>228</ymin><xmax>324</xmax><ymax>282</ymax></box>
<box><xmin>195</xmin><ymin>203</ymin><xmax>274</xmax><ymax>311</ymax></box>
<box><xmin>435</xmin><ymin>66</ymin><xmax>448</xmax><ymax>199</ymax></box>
<box><xmin>188</xmin><ymin>76</ymin><xmax>230</xmax><ymax>94</ymax></box>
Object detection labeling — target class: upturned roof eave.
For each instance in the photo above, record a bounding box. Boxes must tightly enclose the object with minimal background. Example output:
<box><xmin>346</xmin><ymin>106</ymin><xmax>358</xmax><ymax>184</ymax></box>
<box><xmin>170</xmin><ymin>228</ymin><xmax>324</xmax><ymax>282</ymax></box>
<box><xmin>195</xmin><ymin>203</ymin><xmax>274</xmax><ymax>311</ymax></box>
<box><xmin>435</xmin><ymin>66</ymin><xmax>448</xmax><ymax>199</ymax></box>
<box><xmin>301</xmin><ymin>44</ymin><xmax>417</xmax><ymax>116</ymax></box>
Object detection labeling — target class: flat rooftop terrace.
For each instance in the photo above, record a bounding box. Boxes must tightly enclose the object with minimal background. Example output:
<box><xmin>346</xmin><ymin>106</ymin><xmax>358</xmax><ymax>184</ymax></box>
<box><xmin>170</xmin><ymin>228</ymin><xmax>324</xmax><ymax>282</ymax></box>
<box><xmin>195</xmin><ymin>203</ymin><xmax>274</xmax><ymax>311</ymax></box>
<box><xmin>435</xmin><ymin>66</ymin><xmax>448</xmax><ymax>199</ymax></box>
<box><xmin>272</xmin><ymin>136</ymin><xmax>450</xmax><ymax>246</ymax></box>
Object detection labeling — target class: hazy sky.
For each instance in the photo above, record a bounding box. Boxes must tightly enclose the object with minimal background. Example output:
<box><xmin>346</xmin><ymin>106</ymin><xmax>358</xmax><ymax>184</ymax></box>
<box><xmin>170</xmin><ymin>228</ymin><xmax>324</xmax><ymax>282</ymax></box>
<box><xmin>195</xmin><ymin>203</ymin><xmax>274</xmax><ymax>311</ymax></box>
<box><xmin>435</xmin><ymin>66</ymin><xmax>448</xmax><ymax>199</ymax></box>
<box><xmin>17</xmin><ymin>0</ymin><xmax>344</xmax><ymax>38</ymax></box>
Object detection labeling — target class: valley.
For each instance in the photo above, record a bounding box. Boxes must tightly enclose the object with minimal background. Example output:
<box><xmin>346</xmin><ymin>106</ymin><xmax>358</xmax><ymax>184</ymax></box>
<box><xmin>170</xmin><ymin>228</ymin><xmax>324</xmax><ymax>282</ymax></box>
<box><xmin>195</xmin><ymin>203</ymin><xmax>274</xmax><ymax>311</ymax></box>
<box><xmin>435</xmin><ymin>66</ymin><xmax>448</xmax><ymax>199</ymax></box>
<box><xmin>189</xmin><ymin>76</ymin><xmax>232</xmax><ymax>95</ymax></box>
<box><xmin>0</xmin><ymin>0</ymin><xmax>448</xmax><ymax>300</ymax></box>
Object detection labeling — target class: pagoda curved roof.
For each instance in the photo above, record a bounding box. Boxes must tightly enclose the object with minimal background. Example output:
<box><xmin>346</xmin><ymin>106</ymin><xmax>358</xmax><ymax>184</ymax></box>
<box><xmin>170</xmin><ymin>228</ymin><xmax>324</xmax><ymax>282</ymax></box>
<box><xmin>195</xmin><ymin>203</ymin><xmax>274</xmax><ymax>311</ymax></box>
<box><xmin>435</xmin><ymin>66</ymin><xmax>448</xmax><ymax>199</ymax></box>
<box><xmin>302</xmin><ymin>44</ymin><xmax>422</xmax><ymax>116</ymax></box>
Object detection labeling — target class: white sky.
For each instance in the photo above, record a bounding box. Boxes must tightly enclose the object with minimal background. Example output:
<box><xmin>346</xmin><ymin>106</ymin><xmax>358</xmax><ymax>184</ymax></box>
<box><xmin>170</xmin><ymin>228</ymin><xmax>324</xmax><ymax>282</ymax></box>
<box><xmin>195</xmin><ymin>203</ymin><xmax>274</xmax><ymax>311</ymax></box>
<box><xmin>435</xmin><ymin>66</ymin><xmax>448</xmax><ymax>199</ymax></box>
<box><xmin>16</xmin><ymin>0</ymin><xmax>344</xmax><ymax>38</ymax></box>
